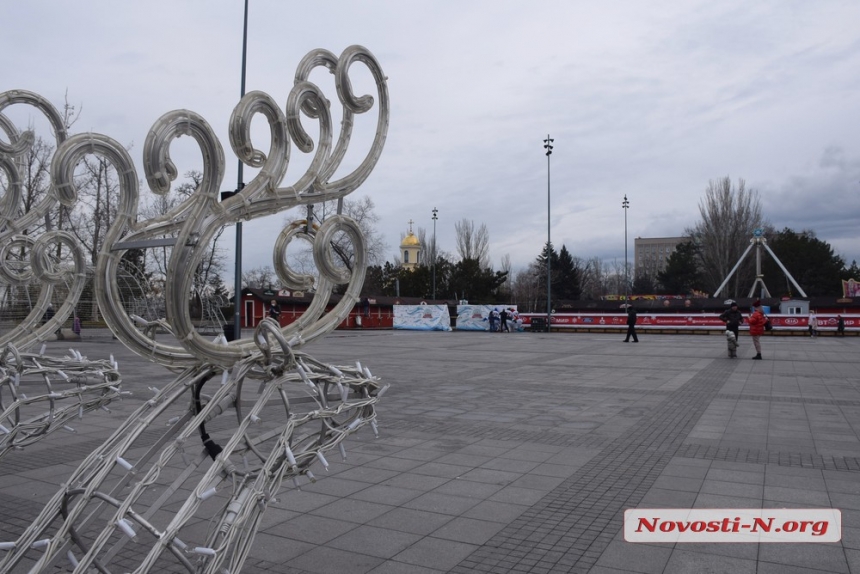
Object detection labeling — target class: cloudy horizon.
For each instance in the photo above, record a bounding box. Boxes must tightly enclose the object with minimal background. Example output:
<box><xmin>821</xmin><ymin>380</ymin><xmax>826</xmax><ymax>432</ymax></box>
<box><xmin>3</xmin><ymin>1</ymin><xmax>860</xmax><ymax>287</ymax></box>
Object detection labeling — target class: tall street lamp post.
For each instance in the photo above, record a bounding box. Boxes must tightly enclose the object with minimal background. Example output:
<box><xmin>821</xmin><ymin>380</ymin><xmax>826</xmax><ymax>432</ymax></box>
<box><xmin>232</xmin><ymin>0</ymin><xmax>249</xmax><ymax>339</ymax></box>
<box><xmin>543</xmin><ymin>135</ymin><xmax>553</xmax><ymax>332</ymax></box>
<box><xmin>623</xmin><ymin>194</ymin><xmax>629</xmax><ymax>304</ymax></box>
<box><xmin>432</xmin><ymin>207</ymin><xmax>438</xmax><ymax>301</ymax></box>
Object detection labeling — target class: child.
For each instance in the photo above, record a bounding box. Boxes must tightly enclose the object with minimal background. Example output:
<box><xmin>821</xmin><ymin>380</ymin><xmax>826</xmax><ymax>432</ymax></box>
<box><xmin>725</xmin><ymin>329</ymin><xmax>738</xmax><ymax>358</ymax></box>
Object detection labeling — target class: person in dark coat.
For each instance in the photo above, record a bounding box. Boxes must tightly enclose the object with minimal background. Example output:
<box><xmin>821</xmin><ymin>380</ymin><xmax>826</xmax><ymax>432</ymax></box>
<box><xmin>624</xmin><ymin>306</ymin><xmax>638</xmax><ymax>343</ymax></box>
<box><xmin>268</xmin><ymin>300</ymin><xmax>281</xmax><ymax>323</ymax></box>
<box><xmin>837</xmin><ymin>315</ymin><xmax>845</xmax><ymax>336</ymax></box>
<box><xmin>719</xmin><ymin>302</ymin><xmax>743</xmax><ymax>341</ymax></box>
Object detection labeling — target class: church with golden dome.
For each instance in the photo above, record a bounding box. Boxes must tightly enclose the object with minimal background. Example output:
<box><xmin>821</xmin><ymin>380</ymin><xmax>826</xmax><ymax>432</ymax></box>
<box><xmin>400</xmin><ymin>220</ymin><xmax>421</xmax><ymax>270</ymax></box>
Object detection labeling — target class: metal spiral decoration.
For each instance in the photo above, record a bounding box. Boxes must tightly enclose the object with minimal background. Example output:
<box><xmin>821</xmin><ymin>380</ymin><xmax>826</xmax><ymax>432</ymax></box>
<box><xmin>0</xmin><ymin>92</ymin><xmax>124</xmax><ymax>459</ymax></box>
<box><xmin>0</xmin><ymin>45</ymin><xmax>389</xmax><ymax>573</ymax></box>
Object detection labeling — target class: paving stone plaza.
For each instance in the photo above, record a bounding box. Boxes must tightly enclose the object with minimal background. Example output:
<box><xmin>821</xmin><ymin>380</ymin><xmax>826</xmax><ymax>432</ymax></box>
<box><xmin>2</xmin><ymin>329</ymin><xmax>859</xmax><ymax>573</ymax></box>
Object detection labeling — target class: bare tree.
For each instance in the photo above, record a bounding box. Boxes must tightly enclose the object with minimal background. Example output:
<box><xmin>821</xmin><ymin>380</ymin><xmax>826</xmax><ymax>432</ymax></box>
<box><xmin>511</xmin><ymin>265</ymin><xmax>541</xmax><ymax>312</ymax></box>
<box><xmin>686</xmin><ymin>177</ymin><xmax>764</xmax><ymax>297</ymax></box>
<box><xmin>284</xmin><ymin>195</ymin><xmax>388</xmax><ymax>274</ymax></box>
<box><xmin>500</xmin><ymin>253</ymin><xmax>512</xmax><ymax>295</ymax></box>
<box><xmin>453</xmin><ymin>219</ymin><xmax>490</xmax><ymax>267</ymax></box>
<box><xmin>578</xmin><ymin>257</ymin><xmax>605</xmax><ymax>300</ymax></box>
<box><xmin>136</xmin><ymin>171</ymin><xmax>226</xmax><ymax>305</ymax></box>
<box><xmin>242</xmin><ymin>266</ymin><xmax>278</xmax><ymax>289</ymax></box>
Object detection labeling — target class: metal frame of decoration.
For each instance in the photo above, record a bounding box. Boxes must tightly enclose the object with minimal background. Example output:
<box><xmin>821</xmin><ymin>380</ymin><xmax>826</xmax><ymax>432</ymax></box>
<box><xmin>0</xmin><ymin>44</ymin><xmax>389</xmax><ymax>574</ymax></box>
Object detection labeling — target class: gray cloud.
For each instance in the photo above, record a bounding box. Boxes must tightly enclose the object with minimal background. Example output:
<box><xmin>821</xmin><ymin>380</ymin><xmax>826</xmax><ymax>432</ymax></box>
<box><xmin>3</xmin><ymin>0</ymin><xmax>860</xmax><ymax>281</ymax></box>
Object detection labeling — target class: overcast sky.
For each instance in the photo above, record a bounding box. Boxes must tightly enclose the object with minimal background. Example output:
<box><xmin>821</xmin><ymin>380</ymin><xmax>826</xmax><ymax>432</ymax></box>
<box><xmin>3</xmin><ymin>1</ymin><xmax>860</xmax><ymax>284</ymax></box>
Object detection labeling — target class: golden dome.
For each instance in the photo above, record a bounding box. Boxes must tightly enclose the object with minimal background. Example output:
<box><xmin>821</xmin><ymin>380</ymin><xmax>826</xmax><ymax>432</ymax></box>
<box><xmin>401</xmin><ymin>233</ymin><xmax>420</xmax><ymax>247</ymax></box>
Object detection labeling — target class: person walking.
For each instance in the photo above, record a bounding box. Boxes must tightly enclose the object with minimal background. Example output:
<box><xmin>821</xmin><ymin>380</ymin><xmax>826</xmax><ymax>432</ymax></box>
<box><xmin>500</xmin><ymin>308</ymin><xmax>509</xmax><ymax>333</ymax></box>
<box><xmin>719</xmin><ymin>302</ymin><xmax>743</xmax><ymax>340</ymax></box>
<box><xmin>719</xmin><ymin>301</ymin><xmax>743</xmax><ymax>358</ymax></box>
<box><xmin>623</xmin><ymin>306</ymin><xmax>639</xmax><ymax>343</ymax></box>
<box><xmin>837</xmin><ymin>315</ymin><xmax>845</xmax><ymax>336</ymax></box>
<box><xmin>268</xmin><ymin>299</ymin><xmax>281</xmax><ymax>324</ymax></box>
<box><xmin>808</xmin><ymin>312</ymin><xmax>818</xmax><ymax>338</ymax></box>
<box><xmin>747</xmin><ymin>299</ymin><xmax>767</xmax><ymax>360</ymax></box>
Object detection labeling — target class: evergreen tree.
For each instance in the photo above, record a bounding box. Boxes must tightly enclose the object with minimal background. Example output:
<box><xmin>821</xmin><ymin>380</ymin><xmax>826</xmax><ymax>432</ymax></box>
<box><xmin>632</xmin><ymin>273</ymin><xmax>656</xmax><ymax>295</ymax></box>
<box><xmin>843</xmin><ymin>260</ymin><xmax>860</xmax><ymax>281</ymax></box>
<box><xmin>657</xmin><ymin>241</ymin><xmax>703</xmax><ymax>294</ymax></box>
<box><xmin>556</xmin><ymin>245</ymin><xmax>582</xmax><ymax>300</ymax></box>
<box><xmin>761</xmin><ymin>228</ymin><xmax>844</xmax><ymax>296</ymax></box>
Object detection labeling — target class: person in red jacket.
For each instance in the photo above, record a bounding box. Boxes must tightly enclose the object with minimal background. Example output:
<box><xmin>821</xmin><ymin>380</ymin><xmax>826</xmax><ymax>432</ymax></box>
<box><xmin>747</xmin><ymin>299</ymin><xmax>768</xmax><ymax>360</ymax></box>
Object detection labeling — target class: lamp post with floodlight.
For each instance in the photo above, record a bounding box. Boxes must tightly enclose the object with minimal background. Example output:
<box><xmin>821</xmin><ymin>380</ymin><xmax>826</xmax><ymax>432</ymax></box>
<box><xmin>432</xmin><ymin>207</ymin><xmax>438</xmax><ymax>301</ymax></box>
<box><xmin>623</xmin><ymin>194</ymin><xmax>629</xmax><ymax>304</ymax></box>
<box><xmin>544</xmin><ymin>135</ymin><xmax>553</xmax><ymax>332</ymax></box>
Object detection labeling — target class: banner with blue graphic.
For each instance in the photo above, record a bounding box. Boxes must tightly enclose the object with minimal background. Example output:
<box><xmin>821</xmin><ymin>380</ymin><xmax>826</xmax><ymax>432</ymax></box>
<box><xmin>393</xmin><ymin>305</ymin><xmax>452</xmax><ymax>331</ymax></box>
<box><xmin>456</xmin><ymin>305</ymin><xmax>520</xmax><ymax>331</ymax></box>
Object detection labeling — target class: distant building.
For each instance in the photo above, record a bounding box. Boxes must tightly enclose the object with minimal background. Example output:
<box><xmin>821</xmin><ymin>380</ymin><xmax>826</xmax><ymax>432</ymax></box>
<box><xmin>634</xmin><ymin>236</ymin><xmax>687</xmax><ymax>278</ymax></box>
<box><xmin>400</xmin><ymin>220</ymin><xmax>421</xmax><ymax>270</ymax></box>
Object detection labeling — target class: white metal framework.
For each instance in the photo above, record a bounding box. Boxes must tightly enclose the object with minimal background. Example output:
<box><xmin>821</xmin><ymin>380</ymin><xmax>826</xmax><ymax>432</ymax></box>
<box><xmin>0</xmin><ymin>43</ymin><xmax>390</xmax><ymax>574</ymax></box>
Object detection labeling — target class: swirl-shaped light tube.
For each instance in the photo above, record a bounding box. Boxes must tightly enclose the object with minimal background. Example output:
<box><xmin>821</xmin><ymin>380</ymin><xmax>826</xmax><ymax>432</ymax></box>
<box><xmin>0</xmin><ymin>91</ymin><xmax>68</xmax><ymax>238</ymax></box>
<box><xmin>0</xmin><ymin>114</ymin><xmax>23</xmax><ymax>226</ymax></box>
<box><xmin>0</xmin><ymin>235</ymin><xmax>54</xmax><ymax>350</ymax></box>
<box><xmin>52</xmin><ymin>133</ymin><xmax>200</xmax><ymax>368</ymax></box>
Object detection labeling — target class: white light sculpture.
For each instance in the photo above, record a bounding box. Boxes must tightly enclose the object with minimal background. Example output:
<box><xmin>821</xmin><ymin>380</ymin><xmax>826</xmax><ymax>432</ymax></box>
<box><xmin>0</xmin><ymin>45</ymin><xmax>389</xmax><ymax>574</ymax></box>
<box><xmin>0</xmin><ymin>91</ymin><xmax>125</xmax><ymax>458</ymax></box>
